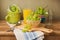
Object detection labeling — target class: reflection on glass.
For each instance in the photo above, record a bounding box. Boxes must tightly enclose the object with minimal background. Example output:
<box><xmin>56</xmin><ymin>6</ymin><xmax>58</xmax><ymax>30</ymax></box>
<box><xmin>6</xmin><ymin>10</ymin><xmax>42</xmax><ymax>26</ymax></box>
<box><xmin>45</xmin><ymin>9</ymin><xmax>53</xmax><ymax>27</ymax></box>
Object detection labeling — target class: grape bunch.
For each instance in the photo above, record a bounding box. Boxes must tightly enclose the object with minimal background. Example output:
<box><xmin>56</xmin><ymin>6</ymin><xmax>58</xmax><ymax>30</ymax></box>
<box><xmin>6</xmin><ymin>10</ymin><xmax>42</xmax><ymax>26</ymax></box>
<box><xmin>22</xmin><ymin>24</ymin><xmax>31</xmax><ymax>32</ymax></box>
<box><xmin>22</xmin><ymin>7</ymin><xmax>48</xmax><ymax>32</ymax></box>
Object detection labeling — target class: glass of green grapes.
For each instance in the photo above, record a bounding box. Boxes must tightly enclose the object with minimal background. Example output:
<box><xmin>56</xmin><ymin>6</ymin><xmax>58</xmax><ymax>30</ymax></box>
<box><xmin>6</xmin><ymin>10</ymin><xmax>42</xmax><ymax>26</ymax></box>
<box><xmin>5</xmin><ymin>5</ymin><xmax>20</xmax><ymax>31</ymax></box>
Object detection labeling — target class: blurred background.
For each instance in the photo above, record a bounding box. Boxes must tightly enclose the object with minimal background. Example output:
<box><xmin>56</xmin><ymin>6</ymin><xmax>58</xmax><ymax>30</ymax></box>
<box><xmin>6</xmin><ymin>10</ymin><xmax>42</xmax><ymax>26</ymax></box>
<box><xmin>0</xmin><ymin>0</ymin><xmax>60</xmax><ymax>21</ymax></box>
<box><xmin>0</xmin><ymin>0</ymin><xmax>60</xmax><ymax>40</ymax></box>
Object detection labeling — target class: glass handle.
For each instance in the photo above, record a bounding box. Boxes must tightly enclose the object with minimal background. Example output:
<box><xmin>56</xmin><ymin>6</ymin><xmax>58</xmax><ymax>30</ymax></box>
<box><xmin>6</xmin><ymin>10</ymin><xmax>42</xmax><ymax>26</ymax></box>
<box><xmin>5</xmin><ymin>15</ymin><xmax>10</xmax><ymax>21</ymax></box>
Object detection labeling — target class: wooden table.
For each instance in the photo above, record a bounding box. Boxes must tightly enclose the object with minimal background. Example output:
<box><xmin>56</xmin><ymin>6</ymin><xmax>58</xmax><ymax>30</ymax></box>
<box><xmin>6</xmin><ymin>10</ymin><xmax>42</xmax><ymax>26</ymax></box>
<box><xmin>0</xmin><ymin>20</ymin><xmax>60</xmax><ymax>40</ymax></box>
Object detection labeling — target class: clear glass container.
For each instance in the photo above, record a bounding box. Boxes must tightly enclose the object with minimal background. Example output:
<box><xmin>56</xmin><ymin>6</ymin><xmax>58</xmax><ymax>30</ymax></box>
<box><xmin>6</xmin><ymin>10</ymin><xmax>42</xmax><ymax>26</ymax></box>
<box><xmin>45</xmin><ymin>9</ymin><xmax>53</xmax><ymax>27</ymax></box>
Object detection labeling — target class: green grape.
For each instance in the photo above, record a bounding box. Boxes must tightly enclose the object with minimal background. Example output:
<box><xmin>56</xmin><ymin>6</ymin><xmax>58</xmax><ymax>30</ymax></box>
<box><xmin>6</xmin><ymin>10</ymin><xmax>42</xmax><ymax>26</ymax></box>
<box><xmin>22</xmin><ymin>24</ymin><xmax>31</xmax><ymax>32</ymax></box>
<box><xmin>24</xmin><ymin>25</ymin><xmax>31</xmax><ymax>29</ymax></box>
<box><xmin>39</xmin><ymin>9</ymin><xmax>43</xmax><ymax>14</ymax></box>
<box><xmin>10</xmin><ymin>5</ymin><xmax>16</xmax><ymax>12</ymax></box>
<box><xmin>27</xmin><ymin>12</ymin><xmax>34</xmax><ymax>20</ymax></box>
<box><xmin>27</xmin><ymin>15</ymin><xmax>31</xmax><ymax>20</ymax></box>
<box><xmin>37</xmin><ymin>7</ymin><xmax>43</xmax><ymax>14</ymax></box>
<box><xmin>37</xmin><ymin>17</ymin><xmax>40</xmax><ymax>20</ymax></box>
<box><xmin>44</xmin><ymin>11</ymin><xmax>48</xmax><ymax>17</ymax></box>
<box><xmin>22</xmin><ymin>29</ymin><xmax>28</xmax><ymax>32</ymax></box>
<box><xmin>33</xmin><ymin>14</ymin><xmax>37</xmax><ymax>20</ymax></box>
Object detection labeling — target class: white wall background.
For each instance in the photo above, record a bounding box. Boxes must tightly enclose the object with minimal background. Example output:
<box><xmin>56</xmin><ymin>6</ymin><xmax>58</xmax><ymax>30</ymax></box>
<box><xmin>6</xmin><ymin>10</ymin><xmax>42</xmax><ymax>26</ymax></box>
<box><xmin>0</xmin><ymin>0</ymin><xmax>60</xmax><ymax>20</ymax></box>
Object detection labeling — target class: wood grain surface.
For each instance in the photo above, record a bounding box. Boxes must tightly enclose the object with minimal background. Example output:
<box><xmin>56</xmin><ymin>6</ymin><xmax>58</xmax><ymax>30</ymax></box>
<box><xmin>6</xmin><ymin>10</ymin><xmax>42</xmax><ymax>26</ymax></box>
<box><xmin>0</xmin><ymin>20</ymin><xmax>60</xmax><ymax>40</ymax></box>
